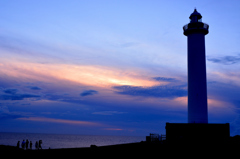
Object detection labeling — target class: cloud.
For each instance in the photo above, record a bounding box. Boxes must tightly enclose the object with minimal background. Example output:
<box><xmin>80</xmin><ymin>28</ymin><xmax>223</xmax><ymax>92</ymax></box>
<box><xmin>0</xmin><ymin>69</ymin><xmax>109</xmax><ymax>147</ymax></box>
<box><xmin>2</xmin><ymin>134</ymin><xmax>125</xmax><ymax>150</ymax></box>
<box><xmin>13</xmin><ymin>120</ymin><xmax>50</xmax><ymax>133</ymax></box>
<box><xmin>103</xmin><ymin>128</ymin><xmax>123</xmax><ymax>131</ymax></box>
<box><xmin>3</xmin><ymin>89</ymin><xmax>18</xmax><ymax>95</ymax></box>
<box><xmin>0</xmin><ymin>105</ymin><xmax>22</xmax><ymax>120</ymax></box>
<box><xmin>209</xmin><ymin>72</ymin><xmax>240</xmax><ymax>87</ymax></box>
<box><xmin>92</xmin><ymin>111</ymin><xmax>126</xmax><ymax>115</ymax></box>
<box><xmin>207</xmin><ymin>54</ymin><xmax>240</xmax><ymax>65</ymax></box>
<box><xmin>29</xmin><ymin>86</ymin><xmax>42</xmax><ymax>90</ymax></box>
<box><xmin>1</xmin><ymin>88</ymin><xmax>40</xmax><ymax>100</ymax></box>
<box><xmin>0</xmin><ymin>113</ymin><xmax>22</xmax><ymax>120</ymax></box>
<box><xmin>0</xmin><ymin>94</ymin><xmax>40</xmax><ymax>100</ymax></box>
<box><xmin>113</xmin><ymin>84</ymin><xmax>187</xmax><ymax>99</ymax></box>
<box><xmin>0</xmin><ymin>60</ymin><xmax>159</xmax><ymax>88</ymax></box>
<box><xmin>153</xmin><ymin>77</ymin><xmax>178</xmax><ymax>82</ymax></box>
<box><xmin>80</xmin><ymin>90</ymin><xmax>98</xmax><ymax>97</ymax></box>
<box><xmin>18</xmin><ymin>117</ymin><xmax>102</xmax><ymax>126</ymax></box>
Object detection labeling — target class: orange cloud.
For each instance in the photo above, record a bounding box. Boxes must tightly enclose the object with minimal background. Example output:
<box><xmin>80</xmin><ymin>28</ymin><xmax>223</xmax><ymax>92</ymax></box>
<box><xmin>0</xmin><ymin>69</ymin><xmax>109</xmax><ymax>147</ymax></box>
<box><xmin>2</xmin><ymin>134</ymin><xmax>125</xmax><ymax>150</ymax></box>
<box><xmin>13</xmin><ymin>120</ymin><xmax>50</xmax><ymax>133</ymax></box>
<box><xmin>18</xmin><ymin>117</ymin><xmax>102</xmax><ymax>126</ymax></box>
<box><xmin>208</xmin><ymin>98</ymin><xmax>234</xmax><ymax>110</ymax></box>
<box><xmin>170</xmin><ymin>97</ymin><xmax>235</xmax><ymax>114</ymax></box>
<box><xmin>0</xmin><ymin>60</ymin><xmax>163</xmax><ymax>88</ymax></box>
<box><xmin>173</xmin><ymin>96</ymin><xmax>188</xmax><ymax>106</ymax></box>
<box><xmin>206</xmin><ymin>98</ymin><xmax>236</xmax><ymax>118</ymax></box>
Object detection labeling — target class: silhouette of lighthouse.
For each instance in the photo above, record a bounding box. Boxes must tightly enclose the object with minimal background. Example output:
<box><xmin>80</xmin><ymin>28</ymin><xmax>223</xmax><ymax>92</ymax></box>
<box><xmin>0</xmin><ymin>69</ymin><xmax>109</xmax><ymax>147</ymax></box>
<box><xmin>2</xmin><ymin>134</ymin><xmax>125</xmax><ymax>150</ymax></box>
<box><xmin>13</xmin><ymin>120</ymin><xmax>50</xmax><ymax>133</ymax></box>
<box><xmin>165</xmin><ymin>9</ymin><xmax>229</xmax><ymax>143</ymax></box>
<box><xmin>183</xmin><ymin>9</ymin><xmax>209</xmax><ymax>123</ymax></box>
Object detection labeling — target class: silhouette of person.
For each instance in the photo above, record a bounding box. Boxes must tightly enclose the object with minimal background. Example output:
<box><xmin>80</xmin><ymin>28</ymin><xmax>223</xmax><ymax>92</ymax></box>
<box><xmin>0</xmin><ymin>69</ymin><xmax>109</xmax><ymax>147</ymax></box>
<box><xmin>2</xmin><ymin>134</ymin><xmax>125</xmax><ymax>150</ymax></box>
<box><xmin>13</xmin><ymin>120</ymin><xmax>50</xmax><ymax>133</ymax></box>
<box><xmin>39</xmin><ymin>140</ymin><xmax>42</xmax><ymax>149</ymax></box>
<box><xmin>30</xmin><ymin>141</ymin><xmax>32</xmax><ymax>149</ymax></box>
<box><xmin>26</xmin><ymin>139</ymin><xmax>29</xmax><ymax>149</ymax></box>
<box><xmin>35</xmin><ymin>141</ymin><xmax>39</xmax><ymax>150</ymax></box>
<box><xmin>17</xmin><ymin>141</ymin><xmax>20</xmax><ymax>148</ymax></box>
<box><xmin>21</xmin><ymin>140</ymin><xmax>25</xmax><ymax>149</ymax></box>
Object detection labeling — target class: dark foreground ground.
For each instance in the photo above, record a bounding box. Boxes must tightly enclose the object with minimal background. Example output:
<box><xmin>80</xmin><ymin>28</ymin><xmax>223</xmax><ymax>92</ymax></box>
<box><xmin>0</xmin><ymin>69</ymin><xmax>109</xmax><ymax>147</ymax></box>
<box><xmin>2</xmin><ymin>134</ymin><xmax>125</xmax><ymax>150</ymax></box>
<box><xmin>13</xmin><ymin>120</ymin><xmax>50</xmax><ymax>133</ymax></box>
<box><xmin>1</xmin><ymin>140</ymin><xmax>240</xmax><ymax>157</ymax></box>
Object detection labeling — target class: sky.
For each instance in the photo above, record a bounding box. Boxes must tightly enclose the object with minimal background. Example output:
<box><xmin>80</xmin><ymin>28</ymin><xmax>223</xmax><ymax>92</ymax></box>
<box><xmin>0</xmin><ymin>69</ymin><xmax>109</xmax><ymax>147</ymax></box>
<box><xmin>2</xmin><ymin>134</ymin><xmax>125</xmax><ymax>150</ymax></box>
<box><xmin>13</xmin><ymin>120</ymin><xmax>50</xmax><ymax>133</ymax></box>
<box><xmin>0</xmin><ymin>0</ymin><xmax>240</xmax><ymax>136</ymax></box>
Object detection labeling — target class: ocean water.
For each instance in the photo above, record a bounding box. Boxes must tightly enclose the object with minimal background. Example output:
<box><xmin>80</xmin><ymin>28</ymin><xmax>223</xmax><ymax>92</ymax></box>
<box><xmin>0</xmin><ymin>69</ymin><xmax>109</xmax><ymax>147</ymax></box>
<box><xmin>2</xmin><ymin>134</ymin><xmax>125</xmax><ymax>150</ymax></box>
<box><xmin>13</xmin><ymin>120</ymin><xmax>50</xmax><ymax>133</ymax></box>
<box><xmin>0</xmin><ymin>132</ymin><xmax>145</xmax><ymax>149</ymax></box>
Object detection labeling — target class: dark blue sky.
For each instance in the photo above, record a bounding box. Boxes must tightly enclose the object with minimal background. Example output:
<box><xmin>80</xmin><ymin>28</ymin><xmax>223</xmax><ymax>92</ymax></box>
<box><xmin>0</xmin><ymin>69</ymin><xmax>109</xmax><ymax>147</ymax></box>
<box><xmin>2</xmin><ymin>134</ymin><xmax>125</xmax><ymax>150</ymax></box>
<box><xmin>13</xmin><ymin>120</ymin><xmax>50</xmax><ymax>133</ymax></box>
<box><xmin>0</xmin><ymin>0</ymin><xmax>239</xmax><ymax>136</ymax></box>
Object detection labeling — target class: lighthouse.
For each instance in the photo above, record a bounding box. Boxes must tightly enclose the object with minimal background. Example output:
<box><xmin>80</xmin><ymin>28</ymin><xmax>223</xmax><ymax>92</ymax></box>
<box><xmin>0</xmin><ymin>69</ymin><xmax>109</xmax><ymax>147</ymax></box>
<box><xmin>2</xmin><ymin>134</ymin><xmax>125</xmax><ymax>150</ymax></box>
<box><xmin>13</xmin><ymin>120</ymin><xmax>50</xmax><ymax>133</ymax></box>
<box><xmin>183</xmin><ymin>9</ymin><xmax>209</xmax><ymax>123</ymax></box>
<box><xmin>165</xmin><ymin>9</ymin><xmax>230</xmax><ymax>144</ymax></box>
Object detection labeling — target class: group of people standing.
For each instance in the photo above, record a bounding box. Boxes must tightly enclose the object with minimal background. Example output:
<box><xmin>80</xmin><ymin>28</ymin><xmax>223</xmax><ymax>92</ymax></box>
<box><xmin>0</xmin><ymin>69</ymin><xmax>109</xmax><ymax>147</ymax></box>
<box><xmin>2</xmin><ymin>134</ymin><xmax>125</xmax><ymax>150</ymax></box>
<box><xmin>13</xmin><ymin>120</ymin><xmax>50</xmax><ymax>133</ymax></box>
<box><xmin>17</xmin><ymin>140</ymin><xmax>42</xmax><ymax>150</ymax></box>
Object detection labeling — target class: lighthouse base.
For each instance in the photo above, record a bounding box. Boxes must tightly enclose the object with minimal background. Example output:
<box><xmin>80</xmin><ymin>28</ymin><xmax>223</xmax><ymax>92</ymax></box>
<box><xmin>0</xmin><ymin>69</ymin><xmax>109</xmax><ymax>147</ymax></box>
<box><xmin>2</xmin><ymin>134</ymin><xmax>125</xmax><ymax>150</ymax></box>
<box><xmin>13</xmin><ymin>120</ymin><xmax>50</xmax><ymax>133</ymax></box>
<box><xmin>165</xmin><ymin>123</ymin><xmax>230</xmax><ymax>144</ymax></box>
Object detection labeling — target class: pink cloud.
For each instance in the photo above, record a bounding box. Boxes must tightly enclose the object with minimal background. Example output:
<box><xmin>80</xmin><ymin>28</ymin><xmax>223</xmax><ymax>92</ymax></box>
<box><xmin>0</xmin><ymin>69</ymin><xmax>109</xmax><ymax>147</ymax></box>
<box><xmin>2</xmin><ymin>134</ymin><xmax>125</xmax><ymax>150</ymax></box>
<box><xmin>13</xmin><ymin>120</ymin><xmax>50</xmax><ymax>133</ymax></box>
<box><xmin>18</xmin><ymin>117</ymin><xmax>102</xmax><ymax>127</ymax></box>
<box><xmin>103</xmin><ymin>128</ymin><xmax>123</xmax><ymax>131</ymax></box>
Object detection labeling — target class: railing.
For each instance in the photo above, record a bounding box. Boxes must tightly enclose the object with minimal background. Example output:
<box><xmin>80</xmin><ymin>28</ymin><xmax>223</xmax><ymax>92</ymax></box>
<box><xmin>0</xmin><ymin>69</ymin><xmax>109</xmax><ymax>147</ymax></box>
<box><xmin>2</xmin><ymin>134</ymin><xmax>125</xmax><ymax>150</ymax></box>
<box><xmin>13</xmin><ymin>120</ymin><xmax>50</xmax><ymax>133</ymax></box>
<box><xmin>160</xmin><ymin>134</ymin><xmax>166</xmax><ymax>141</ymax></box>
<box><xmin>183</xmin><ymin>22</ymin><xmax>209</xmax><ymax>31</ymax></box>
<box><xmin>150</xmin><ymin>133</ymin><xmax>159</xmax><ymax>142</ymax></box>
<box><xmin>146</xmin><ymin>133</ymin><xmax>166</xmax><ymax>143</ymax></box>
<box><xmin>203</xmin><ymin>23</ymin><xmax>209</xmax><ymax>29</ymax></box>
<box><xmin>183</xmin><ymin>24</ymin><xmax>188</xmax><ymax>30</ymax></box>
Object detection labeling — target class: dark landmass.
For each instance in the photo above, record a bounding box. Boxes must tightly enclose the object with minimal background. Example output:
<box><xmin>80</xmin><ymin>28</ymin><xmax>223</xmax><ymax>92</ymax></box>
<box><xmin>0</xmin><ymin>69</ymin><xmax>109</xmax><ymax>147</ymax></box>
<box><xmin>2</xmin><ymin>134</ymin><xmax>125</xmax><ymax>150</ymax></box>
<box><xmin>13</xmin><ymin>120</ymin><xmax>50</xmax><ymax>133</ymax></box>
<box><xmin>1</xmin><ymin>138</ymin><xmax>240</xmax><ymax>157</ymax></box>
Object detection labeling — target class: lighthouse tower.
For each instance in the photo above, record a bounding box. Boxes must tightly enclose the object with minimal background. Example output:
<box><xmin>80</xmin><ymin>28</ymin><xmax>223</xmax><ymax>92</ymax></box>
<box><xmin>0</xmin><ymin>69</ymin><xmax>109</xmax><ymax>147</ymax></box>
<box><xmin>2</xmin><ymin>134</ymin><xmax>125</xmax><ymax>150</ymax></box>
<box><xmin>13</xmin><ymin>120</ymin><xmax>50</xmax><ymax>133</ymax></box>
<box><xmin>183</xmin><ymin>9</ymin><xmax>209</xmax><ymax>123</ymax></box>
<box><xmin>165</xmin><ymin>9</ymin><xmax>230</xmax><ymax>144</ymax></box>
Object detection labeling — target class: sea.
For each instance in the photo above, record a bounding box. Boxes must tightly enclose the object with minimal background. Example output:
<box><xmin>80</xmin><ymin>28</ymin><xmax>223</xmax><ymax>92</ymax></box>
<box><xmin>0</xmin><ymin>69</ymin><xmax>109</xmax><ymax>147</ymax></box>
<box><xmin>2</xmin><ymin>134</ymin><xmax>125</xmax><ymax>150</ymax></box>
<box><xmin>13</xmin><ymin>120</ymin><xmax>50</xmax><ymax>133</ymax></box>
<box><xmin>0</xmin><ymin>132</ymin><xmax>145</xmax><ymax>149</ymax></box>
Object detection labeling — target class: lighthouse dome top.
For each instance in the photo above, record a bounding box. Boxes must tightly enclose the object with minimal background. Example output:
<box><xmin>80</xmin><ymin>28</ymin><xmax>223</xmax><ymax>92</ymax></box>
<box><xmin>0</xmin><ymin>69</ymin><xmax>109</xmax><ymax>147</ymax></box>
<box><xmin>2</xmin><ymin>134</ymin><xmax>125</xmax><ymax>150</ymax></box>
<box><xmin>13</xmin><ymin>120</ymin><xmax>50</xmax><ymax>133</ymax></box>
<box><xmin>183</xmin><ymin>8</ymin><xmax>209</xmax><ymax>36</ymax></box>
<box><xmin>189</xmin><ymin>9</ymin><xmax>202</xmax><ymax>22</ymax></box>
